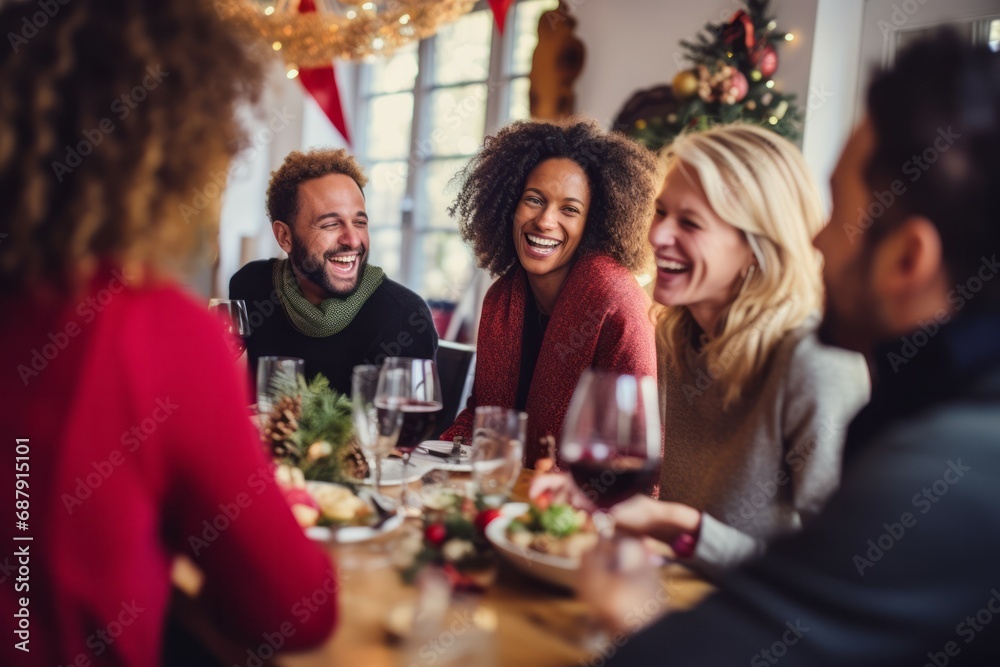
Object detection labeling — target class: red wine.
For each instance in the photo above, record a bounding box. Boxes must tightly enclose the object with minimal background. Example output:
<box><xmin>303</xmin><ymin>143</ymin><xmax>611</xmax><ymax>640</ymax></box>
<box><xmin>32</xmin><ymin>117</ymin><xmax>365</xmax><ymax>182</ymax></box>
<box><xmin>568</xmin><ymin>456</ymin><xmax>659</xmax><ymax>510</ymax></box>
<box><xmin>226</xmin><ymin>334</ymin><xmax>248</xmax><ymax>358</ymax></box>
<box><xmin>381</xmin><ymin>400</ymin><xmax>441</xmax><ymax>453</ymax></box>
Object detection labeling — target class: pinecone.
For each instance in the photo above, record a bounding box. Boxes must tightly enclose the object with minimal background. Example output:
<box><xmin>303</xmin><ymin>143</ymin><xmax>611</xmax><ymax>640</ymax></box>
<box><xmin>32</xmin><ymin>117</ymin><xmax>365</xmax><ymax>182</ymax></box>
<box><xmin>262</xmin><ymin>394</ymin><xmax>303</xmax><ymax>459</ymax></box>
<box><xmin>338</xmin><ymin>439</ymin><xmax>370</xmax><ymax>481</ymax></box>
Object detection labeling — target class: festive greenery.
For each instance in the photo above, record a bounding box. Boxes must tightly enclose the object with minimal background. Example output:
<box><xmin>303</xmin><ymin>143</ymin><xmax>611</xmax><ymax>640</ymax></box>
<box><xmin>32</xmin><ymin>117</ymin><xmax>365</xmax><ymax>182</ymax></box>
<box><xmin>261</xmin><ymin>370</ymin><xmax>366</xmax><ymax>483</ymax></box>
<box><xmin>396</xmin><ymin>489</ymin><xmax>500</xmax><ymax>590</ymax></box>
<box><xmin>616</xmin><ymin>0</ymin><xmax>803</xmax><ymax>151</ymax></box>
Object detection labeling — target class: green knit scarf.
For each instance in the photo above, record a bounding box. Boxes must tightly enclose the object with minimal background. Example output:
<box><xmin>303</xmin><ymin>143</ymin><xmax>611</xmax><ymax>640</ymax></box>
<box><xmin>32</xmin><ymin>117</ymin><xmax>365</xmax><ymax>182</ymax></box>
<box><xmin>272</xmin><ymin>258</ymin><xmax>384</xmax><ymax>338</ymax></box>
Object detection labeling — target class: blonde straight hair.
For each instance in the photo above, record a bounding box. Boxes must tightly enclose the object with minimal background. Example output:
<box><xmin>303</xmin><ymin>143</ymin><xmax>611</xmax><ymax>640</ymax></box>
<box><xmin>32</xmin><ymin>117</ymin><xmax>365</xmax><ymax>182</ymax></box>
<box><xmin>656</xmin><ymin>124</ymin><xmax>825</xmax><ymax>407</ymax></box>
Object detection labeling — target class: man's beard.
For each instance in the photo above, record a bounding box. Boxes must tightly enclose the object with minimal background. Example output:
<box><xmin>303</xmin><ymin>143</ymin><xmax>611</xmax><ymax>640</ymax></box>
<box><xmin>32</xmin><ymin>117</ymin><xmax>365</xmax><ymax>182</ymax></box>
<box><xmin>289</xmin><ymin>234</ymin><xmax>368</xmax><ymax>299</ymax></box>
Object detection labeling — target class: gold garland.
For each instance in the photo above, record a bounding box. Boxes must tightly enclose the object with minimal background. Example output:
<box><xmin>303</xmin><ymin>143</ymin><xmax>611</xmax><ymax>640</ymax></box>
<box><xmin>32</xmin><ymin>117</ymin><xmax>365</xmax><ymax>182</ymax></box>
<box><xmin>217</xmin><ymin>0</ymin><xmax>478</xmax><ymax>68</ymax></box>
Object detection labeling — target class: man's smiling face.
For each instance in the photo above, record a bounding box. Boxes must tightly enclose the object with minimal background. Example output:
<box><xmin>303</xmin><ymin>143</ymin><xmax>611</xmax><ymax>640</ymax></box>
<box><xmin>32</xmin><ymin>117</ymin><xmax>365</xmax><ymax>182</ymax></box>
<box><xmin>286</xmin><ymin>173</ymin><xmax>369</xmax><ymax>300</ymax></box>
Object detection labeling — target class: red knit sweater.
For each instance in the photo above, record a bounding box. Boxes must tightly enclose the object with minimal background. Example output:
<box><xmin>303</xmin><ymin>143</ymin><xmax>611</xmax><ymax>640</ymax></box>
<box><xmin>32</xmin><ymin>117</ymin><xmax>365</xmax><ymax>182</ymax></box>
<box><xmin>0</xmin><ymin>266</ymin><xmax>336</xmax><ymax>667</ymax></box>
<box><xmin>441</xmin><ymin>253</ymin><xmax>657</xmax><ymax>467</ymax></box>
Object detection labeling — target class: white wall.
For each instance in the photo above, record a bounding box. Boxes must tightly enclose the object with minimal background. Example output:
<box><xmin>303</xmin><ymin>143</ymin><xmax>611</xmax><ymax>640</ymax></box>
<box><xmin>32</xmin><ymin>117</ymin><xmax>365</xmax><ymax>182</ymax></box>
<box><xmin>801</xmin><ymin>0</ymin><xmax>865</xmax><ymax>211</ymax></box>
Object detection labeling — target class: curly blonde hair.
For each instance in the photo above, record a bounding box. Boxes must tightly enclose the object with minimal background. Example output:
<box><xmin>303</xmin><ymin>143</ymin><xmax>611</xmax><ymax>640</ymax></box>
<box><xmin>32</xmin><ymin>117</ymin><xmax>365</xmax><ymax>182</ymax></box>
<box><xmin>265</xmin><ymin>148</ymin><xmax>368</xmax><ymax>225</ymax></box>
<box><xmin>656</xmin><ymin>124</ymin><xmax>825</xmax><ymax>407</ymax></box>
<box><xmin>0</xmin><ymin>0</ymin><xmax>264</xmax><ymax>294</ymax></box>
<box><xmin>450</xmin><ymin>119</ymin><xmax>659</xmax><ymax>276</ymax></box>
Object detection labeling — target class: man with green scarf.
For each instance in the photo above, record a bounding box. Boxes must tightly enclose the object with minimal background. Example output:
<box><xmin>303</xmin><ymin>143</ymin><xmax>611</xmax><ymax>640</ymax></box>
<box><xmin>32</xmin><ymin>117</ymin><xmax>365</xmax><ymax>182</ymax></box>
<box><xmin>230</xmin><ymin>148</ymin><xmax>437</xmax><ymax>396</ymax></box>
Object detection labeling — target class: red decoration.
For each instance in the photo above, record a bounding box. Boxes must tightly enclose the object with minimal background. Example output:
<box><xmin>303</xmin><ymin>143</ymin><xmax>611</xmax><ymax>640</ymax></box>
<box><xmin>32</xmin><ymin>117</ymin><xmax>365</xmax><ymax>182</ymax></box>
<box><xmin>488</xmin><ymin>0</ymin><xmax>515</xmax><ymax>34</ymax></box>
<box><xmin>721</xmin><ymin>9</ymin><xmax>756</xmax><ymax>53</ymax></box>
<box><xmin>295</xmin><ymin>0</ymin><xmax>351</xmax><ymax>145</ymax></box>
<box><xmin>751</xmin><ymin>44</ymin><xmax>779</xmax><ymax>78</ymax></box>
<box><xmin>425</xmin><ymin>523</ymin><xmax>447</xmax><ymax>546</ymax></box>
<box><xmin>728</xmin><ymin>70</ymin><xmax>749</xmax><ymax>103</ymax></box>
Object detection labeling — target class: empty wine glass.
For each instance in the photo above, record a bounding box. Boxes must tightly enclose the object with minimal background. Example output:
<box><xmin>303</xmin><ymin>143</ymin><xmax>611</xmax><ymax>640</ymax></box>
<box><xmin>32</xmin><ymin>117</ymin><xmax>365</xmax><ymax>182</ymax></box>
<box><xmin>352</xmin><ymin>364</ymin><xmax>403</xmax><ymax>503</ymax></box>
<box><xmin>559</xmin><ymin>370</ymin><xmax>661</xmax><ymax>537</ymax></box>
<box><xmin>471</xmin><ymin>407</ymin><xmax>527</xmax><ymax>508</ymax></box>
<box><xmin>378</xmin><ymin>358</ymin><xmax>442</xmax><ymax>512</ymax></box>
<box><xmin>256</xmin><ymin>356</ymin><xmax>305</xmax><ymax>416</ymax></box>
<box><xmin>208</xmin><ymin>299</ymin><xmax>250</xmax><ymax>359</ymax></box>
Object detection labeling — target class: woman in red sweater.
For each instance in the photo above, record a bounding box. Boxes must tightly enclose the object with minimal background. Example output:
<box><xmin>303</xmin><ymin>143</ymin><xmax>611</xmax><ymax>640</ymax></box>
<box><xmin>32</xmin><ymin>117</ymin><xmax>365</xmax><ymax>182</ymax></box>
<box><xmin>440</xmin><ymin>120</ymin><xmax>660</xmax><ymax>466</ymax></box>
<box><xmin>0</xmin><ymin>1</ymin><xmax>336</xmax><ymax>665</ymax></box>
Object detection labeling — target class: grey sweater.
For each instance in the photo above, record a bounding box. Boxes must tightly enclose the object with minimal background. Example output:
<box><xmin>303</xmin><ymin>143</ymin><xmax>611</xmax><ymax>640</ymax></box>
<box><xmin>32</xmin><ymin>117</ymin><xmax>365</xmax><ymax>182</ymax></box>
<box><xmin>658</xmin><ymin>318</ymin><xmax>870</xmax><ymax>576</ymax></box>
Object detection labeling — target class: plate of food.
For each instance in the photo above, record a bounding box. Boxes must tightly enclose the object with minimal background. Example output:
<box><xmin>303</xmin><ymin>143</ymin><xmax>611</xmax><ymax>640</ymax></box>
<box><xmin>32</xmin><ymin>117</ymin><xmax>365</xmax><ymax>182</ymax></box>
<box><xmin>284</xmin><ymin>478</ymin><xmax>405</xmax><ymax>543</ymax></box>
<box><xmin>484</xmin><ymin>501</ymin><xmax>598</xmax><ymax>591</ymax></box>
<box><xmin>407</xmin><ymin>440</ymin><xmax>472</xmax><ymax>472</ymax></box>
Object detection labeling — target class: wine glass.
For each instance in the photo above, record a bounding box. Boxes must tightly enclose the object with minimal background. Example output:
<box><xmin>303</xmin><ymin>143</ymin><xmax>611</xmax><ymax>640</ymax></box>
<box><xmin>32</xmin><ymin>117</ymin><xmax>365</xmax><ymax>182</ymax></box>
<box><xmin>208</xmin><ymin>299</ymin><xmax>250</xmax><ymax>359</ymax></box>
<box><xmin>559</xmin><ymin>370</ymin><xmax>661</xmax><ymax>537</ymax></box>
<box><xmin>352</xmin><ymin>365</ymin><xmax>404</xmax><ymax>503</ymax></box>
<box><xmin>256</xmin><ymin>356</ymin><xmax>305</xmax><ymax>416</ymax></box>
<box><xmin>471</xmin><ymin>407</ymin><xmax>527</xmax><ymax>508</ymax></box>
<box><xmin>378</xmin><ymin>358</ymin><xmax>442</xmax><ymax>512</ymax></box>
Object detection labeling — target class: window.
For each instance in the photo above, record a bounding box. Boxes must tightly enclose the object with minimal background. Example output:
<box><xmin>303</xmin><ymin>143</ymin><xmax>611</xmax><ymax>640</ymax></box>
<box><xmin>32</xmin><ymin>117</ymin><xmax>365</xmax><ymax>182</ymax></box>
<box><xmin>354</xmin><ymin>0</ymin><xmax>558</xmax><ymax>301</ymax></box>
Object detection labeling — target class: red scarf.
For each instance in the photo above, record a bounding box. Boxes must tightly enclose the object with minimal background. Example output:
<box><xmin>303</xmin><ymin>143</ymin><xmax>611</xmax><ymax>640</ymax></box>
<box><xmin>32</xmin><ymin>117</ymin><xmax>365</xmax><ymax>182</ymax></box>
<box><xmin>442</xmin><ymin>253</ymin><xmax>657</xmax><ymax>467</ymax></box>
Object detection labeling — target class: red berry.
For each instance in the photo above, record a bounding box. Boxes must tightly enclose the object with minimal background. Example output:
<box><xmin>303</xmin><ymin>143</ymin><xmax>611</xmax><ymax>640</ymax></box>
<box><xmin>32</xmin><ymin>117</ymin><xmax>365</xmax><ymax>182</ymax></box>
<box><xmin>475</xmin><ymin>508</ymin><xmax>502</xmax><ymax>532</ymax></box>
<box><xmin>425</xmin><ymin>523</ymin><xmax>447</xmax><ymax>546</ymax></box>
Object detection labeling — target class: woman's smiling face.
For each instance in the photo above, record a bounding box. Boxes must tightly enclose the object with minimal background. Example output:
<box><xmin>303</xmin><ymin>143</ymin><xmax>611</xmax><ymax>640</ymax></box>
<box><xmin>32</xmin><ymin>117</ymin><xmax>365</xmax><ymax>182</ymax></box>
<box><xmin>512</xmin><ymin>157</ymin><xmax>590</xmax><ymax>279</ymax></box>
<box><xmin>648</xmin><ymin>164</ymin><xmax>752</xmax><ymax>331</ymax></box>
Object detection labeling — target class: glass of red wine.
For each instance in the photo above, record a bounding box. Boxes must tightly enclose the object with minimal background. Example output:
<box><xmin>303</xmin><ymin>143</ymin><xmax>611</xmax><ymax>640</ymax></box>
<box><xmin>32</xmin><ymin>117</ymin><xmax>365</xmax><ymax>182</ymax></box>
<box><xmin>377</xmin><ymin>357</ymin><xmax>442</xmax><ymax>512</ymax></box>
<box><xmin>208</xmin><ymin>299</ymin><xmax>250</xmax><ymax>359</ymax></box>
<box><xmin>559</xmin><ymin>370</ymin><xmax>661</xmax><ymax>538</ymax></box>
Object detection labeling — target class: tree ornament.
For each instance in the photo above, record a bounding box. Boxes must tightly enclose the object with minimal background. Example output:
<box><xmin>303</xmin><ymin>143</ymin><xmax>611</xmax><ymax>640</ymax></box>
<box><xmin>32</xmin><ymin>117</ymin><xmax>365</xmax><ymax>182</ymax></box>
<box><xmin>672</xmin><ymin>69</ymin><xmax>700</xmax><ymax>99</ymax></box>
<box><xmin>721</xmin><ymin>9</ymin><xmax>756</xmax><ymax>52</ymax></box>
<box><xmin>751</xmin><ymin>44</ymin><xmax>779</xmax><ymax>78</ymax></box>
<box><xmin>725</xmin><ymin>70</ymin><xmax>749</xmax><ymax>104</ymax></box>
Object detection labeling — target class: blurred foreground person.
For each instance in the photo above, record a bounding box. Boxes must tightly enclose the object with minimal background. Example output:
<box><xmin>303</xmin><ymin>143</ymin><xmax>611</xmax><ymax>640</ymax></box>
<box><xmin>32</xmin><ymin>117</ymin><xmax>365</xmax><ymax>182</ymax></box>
<box><xmin>609</xmin><ymin>32</ymin><xmax>1000</xmax><ymax>666</ymax></box>
<box><xmin>0</xmin><ymin>1</ymin><xmax>336</xmax><ymax>665</ymax></box>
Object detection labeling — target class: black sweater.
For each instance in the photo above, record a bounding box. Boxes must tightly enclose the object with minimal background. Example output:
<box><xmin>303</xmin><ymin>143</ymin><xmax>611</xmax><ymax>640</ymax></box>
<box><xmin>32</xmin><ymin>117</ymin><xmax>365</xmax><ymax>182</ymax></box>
<box><xmin>230</xmin><ymin>259</ymin><xmax>438</xmax><ymax>396</ymax></box>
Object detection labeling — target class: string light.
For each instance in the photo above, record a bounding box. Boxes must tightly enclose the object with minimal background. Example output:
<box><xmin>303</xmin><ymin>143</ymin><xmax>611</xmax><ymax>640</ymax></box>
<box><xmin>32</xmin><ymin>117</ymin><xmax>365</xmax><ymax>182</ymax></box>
<box><xmin>219</xmin><ymin>0</ymin><xmax>476</xmax><ymax>64</ymax></box>
<box><xmin>784</xmin><ymin>33</ymin><xmax>794</xmax><ymax>41</ymax></box>
<box><xmin>766</xmin><ymin>20</ymin><xmax>776</xmax><ymax>30</ymax></box>
<box><xmin>768</xmin><ymin>116</ymin><xmax>778</xmax><ymax>125</ymax></box>
<box><xmin>750</xmin><ymin>70</ymin><xmax>762</xmax><ymax>81</ymax></box>
<box><xmin>766</xmin><ymin>80</ymin><xmax>775</xmax><ymax>89</ymax></box>
<box><xmin>287</xmin><ymin>68</ymin><xmax>299</xmax><ymax>79</ymax></box>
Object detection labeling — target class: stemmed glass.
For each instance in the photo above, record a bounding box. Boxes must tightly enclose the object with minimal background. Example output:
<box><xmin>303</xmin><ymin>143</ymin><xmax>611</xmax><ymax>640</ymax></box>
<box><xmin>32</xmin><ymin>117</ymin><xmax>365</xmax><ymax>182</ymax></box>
<box><xmin>378</xmin><ymin>358</ymin><xmax>442</xmax><ymax>512</ymax></box>
<box><xmin>559</xmin><ymin>370</ymin><xmax>662</xmax><ymax>537</ymax></box>
<box><xmin>561</xmin><ymin>370</ymin><xmax>662</xmax><ymax>643</ymax></box>
<box><xmin>471</xmin><ymin>407</ymin><xmax>527</xmax><ymax>508</ymax></box>
<box><xmin>352</xmin><ymin>365</ymin><xmax>404</xmax><ymax>503</ymax></box>
<box><xmin>208</xmin><ymin>299</ymin><xmax>250</xmax><ymax>359</ymax></box>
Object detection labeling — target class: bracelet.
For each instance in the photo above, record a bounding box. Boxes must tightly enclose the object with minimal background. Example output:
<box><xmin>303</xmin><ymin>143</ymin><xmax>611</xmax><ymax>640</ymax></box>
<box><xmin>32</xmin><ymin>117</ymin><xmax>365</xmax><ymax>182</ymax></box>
<box><xmin>670</xmin><ymin>530</ymin><xmax>699</xmax><ymax>559</ymax></box>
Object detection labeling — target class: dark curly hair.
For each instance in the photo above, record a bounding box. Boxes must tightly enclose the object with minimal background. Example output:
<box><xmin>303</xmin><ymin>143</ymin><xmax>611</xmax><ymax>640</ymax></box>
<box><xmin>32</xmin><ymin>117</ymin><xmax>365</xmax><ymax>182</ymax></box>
<box><xmin>0</xmin><ymin>0</ymin><xmax>264</xmax><ymax>294</ymax></box>
<box><xmin>450</xmin><ymin>119</ymin><xmax>659</xmax><ymax>276</ymax></box>
<box><xmin>266</xmin><ymin>148</ymin><xmax>368</xmax><ymax>225</ymax></box>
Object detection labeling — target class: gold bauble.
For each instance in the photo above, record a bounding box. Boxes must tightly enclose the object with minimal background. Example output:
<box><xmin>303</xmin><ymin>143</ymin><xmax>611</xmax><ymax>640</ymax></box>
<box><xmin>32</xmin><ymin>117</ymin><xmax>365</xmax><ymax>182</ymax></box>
<box><xmin>672</xmin><ymin>70</ymin><xmax>700</xmax><ymax>99</ymax></box>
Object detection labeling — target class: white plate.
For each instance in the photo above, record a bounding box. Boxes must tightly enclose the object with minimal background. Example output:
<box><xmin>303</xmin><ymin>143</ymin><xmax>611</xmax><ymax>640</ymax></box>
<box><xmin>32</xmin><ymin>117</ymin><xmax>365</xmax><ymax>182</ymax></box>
<box><xmin>408</xmin><ymin>440</ymin><xmax>473</xmax><ymax>472</ymax></box>
<box><xmin>361</xmin><ymin>458</ymin><xmax>434</xmax><ymax>486</ymax></box>
<box><xmin>484</xmin><ymin>502</ymin><xmax>582</xmax><ymax>591</ymax></box>
<box><xmin>303</xmin><ymin>483</ymin><xmax>405</xmax><ymax>544</ymax></box>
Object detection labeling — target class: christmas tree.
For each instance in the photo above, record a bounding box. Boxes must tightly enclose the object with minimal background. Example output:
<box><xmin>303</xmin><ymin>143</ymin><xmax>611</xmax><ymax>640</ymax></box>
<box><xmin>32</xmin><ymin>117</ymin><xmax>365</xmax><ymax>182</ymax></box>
<box><xmin>614</xmin><ymin>0</ymin><xmax>803</xmax><ymax>151</ymax></box>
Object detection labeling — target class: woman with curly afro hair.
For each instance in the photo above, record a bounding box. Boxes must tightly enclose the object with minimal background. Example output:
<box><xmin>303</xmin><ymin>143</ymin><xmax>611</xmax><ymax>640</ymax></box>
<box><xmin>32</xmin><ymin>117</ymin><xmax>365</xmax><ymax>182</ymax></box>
<box><xmin>440</xmin><ymin>119</ymin><xmax>660</xmax><ymax>466</ymax></box>
<box><xmin>0</xmin><ymin>1</ymin><xmax>336</xmax><ymax>663</ymax></box>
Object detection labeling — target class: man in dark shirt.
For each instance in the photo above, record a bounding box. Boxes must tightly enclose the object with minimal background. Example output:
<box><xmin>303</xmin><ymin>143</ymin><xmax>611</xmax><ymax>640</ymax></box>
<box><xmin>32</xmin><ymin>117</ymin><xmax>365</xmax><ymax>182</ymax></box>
<box><xmin>230</xmin><ymin>148</ymin><xmax>437</xmax><ymax>396</ymax></box>
<box><xmin>608</xmin><ymin>33</ymin><xmax>1000</xmax><ymax>666</ymax></box>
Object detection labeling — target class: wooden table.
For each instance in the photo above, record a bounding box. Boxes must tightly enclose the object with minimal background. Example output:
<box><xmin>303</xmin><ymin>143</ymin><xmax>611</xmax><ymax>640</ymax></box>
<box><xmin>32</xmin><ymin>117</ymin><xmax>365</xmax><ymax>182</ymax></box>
<box><xmin>275</xmin><ymin>470</ymin><xmax>715</xmax><ymax>667</ymax></box>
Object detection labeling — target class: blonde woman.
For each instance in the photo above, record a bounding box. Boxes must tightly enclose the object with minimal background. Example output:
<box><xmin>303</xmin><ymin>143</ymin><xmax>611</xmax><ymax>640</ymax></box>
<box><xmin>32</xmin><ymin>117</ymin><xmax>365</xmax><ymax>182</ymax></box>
<box><xmin>535</xmin><ymin>124</ymin><xmax>870</xmax><ymax>575</ymax></box>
